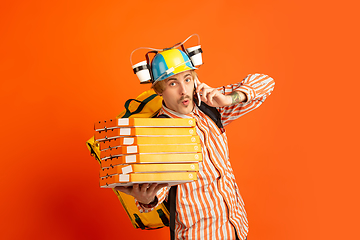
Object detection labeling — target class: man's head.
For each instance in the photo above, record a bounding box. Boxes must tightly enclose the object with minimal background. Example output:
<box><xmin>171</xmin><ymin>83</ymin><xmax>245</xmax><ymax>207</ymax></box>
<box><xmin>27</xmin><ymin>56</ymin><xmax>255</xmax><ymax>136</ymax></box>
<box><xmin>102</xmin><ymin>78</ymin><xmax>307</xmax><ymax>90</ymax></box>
<box><xmin>151</xmin><ymin>48</ymin><xmax>196</xmax><ymax>83</ymax></box>
<box><xmin>150</xmin><ymin>48</ymin><xmax>198</xmax><ymax>114</ymax></box>
<box><xmin>152</xmin><ymin>70</ymin><xmax>197</xmax><ymax>115</ymax></box>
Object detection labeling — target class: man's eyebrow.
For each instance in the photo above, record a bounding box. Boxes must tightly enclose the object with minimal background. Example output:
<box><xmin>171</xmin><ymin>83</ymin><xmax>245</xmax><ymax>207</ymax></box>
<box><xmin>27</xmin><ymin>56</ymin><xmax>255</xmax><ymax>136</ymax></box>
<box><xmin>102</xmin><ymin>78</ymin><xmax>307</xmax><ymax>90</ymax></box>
<box><xmin>183</xmin><ymin>74</ymin><xmax>191</xmax><ymax>78</ymax></box>
<box><xmin>166</xmin><ymin>74</ymin><xmax>191</xmax><ymax>82</ymax></box>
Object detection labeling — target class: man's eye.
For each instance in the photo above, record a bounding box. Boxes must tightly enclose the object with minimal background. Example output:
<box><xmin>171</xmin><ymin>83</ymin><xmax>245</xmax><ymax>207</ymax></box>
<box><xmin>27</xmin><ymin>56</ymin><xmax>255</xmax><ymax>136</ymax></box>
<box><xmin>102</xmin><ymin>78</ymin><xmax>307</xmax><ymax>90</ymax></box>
<box><xmin>185</xmin><ymin>78</ymin><xmax>191</xmax><ymax>83</ymax></box>
<box><xmin>169</xmin><ymin>82</ymin><xmax>176</xmax><ymax>86</ymax></box>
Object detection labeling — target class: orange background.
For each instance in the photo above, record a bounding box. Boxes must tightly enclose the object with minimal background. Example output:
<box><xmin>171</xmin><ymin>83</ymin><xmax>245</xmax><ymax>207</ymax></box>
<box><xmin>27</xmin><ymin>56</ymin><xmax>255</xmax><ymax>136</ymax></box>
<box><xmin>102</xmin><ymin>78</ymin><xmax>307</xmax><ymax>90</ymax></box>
<box><xmin>1</xmin><ymin>0</ymin><xmax>359</xmax><ymax>239</ymax></box>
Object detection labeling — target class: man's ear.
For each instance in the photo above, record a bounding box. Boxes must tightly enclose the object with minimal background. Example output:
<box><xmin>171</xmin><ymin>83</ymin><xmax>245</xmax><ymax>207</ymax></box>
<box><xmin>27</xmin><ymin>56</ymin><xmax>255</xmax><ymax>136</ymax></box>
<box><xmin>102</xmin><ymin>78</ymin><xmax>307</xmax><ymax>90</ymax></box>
<box><xmin>152</xmin><ymin>87</ymin><xmax>161</xmax><ymax>96</ymax></box>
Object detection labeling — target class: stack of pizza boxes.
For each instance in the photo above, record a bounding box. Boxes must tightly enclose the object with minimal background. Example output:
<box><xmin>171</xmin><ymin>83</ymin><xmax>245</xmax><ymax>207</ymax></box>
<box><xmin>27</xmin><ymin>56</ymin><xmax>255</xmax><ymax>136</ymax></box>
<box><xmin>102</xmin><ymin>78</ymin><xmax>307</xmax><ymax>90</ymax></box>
<box><xmin>94</xmin><ymin>118</ymin><xmax>202</xmax><ymax>188</ymax></box>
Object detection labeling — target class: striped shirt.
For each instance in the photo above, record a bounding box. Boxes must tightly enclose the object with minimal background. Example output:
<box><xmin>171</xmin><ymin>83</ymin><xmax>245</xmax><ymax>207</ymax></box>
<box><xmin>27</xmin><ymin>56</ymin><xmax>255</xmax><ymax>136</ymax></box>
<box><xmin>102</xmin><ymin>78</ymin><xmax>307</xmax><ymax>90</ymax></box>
<box><xmin>136</xmin><ymin>73</ymin><xmax>275</xmax><ymax>239</ymax></box>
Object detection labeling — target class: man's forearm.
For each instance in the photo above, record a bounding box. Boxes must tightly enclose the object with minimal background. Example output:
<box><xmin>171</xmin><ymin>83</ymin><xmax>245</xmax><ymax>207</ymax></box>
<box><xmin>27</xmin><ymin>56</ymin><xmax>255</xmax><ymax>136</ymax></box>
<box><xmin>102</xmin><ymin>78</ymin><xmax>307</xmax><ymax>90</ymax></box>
<box><xmin>229</xmin><ymin>91</ymin><xmax>247</xmax><ymax>104</ymax></box>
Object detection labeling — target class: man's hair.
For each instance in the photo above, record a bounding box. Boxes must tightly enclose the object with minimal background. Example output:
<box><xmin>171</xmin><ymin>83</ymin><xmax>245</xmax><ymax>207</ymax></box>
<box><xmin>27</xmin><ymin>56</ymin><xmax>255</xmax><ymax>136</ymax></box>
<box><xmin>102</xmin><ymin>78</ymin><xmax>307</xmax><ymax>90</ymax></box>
<box><xmin>152</xmin><ymin>70</ymin><xmax>198</xmax><ymax>94</ymax></box>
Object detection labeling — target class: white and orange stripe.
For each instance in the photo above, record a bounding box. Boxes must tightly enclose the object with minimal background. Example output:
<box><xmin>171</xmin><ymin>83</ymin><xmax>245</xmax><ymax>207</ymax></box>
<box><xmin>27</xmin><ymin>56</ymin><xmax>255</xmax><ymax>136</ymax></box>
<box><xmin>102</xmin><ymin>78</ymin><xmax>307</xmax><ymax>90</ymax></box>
<box><xmin>136</xmin><ymin>73</ymin><xmax>275</xmax><ymax>239</ymax></box>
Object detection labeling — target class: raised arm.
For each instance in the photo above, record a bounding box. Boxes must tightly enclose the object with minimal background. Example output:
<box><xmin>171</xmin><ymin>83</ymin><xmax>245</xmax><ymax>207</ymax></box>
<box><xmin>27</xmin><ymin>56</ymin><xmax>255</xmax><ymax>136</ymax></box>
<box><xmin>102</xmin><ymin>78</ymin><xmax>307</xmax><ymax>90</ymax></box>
<box><xmin>196</xmin><ymin>73</ymin><xmax>275</xmax><ymax>127</ymax></box>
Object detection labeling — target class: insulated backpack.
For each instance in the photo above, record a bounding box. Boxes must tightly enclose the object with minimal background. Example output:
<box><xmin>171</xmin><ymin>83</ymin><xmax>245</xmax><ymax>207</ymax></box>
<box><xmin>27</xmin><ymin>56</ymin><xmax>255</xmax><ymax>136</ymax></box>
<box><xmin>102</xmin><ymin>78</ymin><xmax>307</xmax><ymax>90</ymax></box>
<box><xmin>86</xmin><ymin>88</ymin><xmax>223</xmax><ymax>232</ymax></box>
<box><xmin>86</xmin><ymin>89</ymin><xmax>170</xmax><ymax>230</ymax></box>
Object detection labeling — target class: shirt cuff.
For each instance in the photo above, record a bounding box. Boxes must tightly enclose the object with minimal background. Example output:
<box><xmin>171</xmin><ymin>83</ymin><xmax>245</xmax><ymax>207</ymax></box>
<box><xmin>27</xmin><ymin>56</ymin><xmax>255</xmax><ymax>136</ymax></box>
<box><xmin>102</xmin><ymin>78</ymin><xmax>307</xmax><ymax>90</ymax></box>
<box><xmin>135</xmin><ymin>196</ymin><xmax>159</xmax><ymax>213</ymax></box>
<box><xmin>236</xmin><ymin>85</ymin><xmax>256</xmax><ymax>104</ymax></box>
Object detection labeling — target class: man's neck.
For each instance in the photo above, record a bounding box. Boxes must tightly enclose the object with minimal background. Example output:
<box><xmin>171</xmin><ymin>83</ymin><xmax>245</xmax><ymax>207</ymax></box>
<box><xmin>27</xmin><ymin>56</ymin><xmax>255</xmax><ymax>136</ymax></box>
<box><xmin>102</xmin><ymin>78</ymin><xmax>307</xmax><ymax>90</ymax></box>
<box><xmin>161</xmin><ymin>101</ymin><xmax>195</xmax><ymax>117</ymax></box>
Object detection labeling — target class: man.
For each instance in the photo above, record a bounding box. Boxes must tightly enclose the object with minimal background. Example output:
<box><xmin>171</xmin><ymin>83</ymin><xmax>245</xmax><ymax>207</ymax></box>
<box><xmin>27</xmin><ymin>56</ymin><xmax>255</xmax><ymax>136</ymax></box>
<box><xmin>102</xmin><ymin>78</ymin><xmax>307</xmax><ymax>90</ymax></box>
<box><xmin>116</xmin><ymin>48</ymin><xmax>275</xmax><ymax>239</ymax></box>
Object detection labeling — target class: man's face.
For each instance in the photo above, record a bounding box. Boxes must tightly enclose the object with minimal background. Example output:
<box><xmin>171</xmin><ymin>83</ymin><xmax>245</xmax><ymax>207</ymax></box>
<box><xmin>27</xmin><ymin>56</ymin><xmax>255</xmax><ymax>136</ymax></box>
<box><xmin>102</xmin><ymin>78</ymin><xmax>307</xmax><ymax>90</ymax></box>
<box><xmin>161</xmin><ymin>71</ymin><xmax>195</xmax><ymax>115</ymax></box>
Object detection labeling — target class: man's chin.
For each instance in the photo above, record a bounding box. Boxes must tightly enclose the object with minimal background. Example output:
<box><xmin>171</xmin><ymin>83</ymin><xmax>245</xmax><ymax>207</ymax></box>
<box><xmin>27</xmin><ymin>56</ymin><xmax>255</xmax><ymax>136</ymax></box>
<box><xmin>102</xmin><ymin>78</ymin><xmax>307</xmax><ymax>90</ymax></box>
<box><xmin>178</xmin><ymin>102</ymin><xmax>194</xmax><ymax>114</ymax></box>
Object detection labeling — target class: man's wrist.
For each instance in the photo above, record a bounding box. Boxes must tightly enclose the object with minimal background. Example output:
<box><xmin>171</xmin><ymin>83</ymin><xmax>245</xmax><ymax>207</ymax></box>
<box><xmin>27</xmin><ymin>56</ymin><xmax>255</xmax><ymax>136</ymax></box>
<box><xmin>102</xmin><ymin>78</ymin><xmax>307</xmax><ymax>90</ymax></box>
<box><xmin>140</xmin><ymin>197</ymin><xmax>158</xmax><ymax>208</ymax></box>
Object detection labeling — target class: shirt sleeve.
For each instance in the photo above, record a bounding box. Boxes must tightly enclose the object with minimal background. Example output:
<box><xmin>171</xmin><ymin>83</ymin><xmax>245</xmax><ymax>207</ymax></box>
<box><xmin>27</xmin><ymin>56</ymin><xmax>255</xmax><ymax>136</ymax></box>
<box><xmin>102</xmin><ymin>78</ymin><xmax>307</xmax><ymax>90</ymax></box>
<box><xmin>216</xmin><ymin>73</ymin><xmax>275</xmax><ymax>127</ymax></box>
<box><xmin>134</xmin><ymin>185</ymin><xmax>170</xmax><ymax>213</ymax></box>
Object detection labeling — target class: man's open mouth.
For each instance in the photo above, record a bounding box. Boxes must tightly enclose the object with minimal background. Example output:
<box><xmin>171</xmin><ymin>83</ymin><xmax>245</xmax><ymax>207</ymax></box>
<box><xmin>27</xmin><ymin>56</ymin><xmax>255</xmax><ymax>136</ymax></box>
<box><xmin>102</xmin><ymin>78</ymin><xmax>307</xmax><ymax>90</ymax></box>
<box><xmin>182</xmin><ymin>99</ymin><xmax>190</xmax><ymax>105</ymax></box>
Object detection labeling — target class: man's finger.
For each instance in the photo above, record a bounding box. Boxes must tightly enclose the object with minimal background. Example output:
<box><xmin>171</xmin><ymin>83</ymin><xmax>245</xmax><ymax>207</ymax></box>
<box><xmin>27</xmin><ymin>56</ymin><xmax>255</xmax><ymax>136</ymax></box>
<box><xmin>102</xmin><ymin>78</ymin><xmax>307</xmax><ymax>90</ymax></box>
<box><xmin>148</xmin><ymin>183</ymin><xmax>158</xmax><ymax>193</ymax></box>
<box><xmin>201</xmin><ymin>88</ymin><xmax>210</xmax><ymax>102</ymax></box>
<box><xmin>207</xmin><ymin>90</ymin><xmax>218</xmax><ymax>106</ymax></box>
<box><xmin>196</xmin><ymin>82</ymin><xmax>210</xmax><ymax>94</ymax></box>
<box><xmin>196</xmin><ymin>82</ymin><xmax>205</xmax><ymax>93</ymax></box>
<box><xmin>141</xmin><ymin>183</ymin><xmax>150</xmax><ymax>193</ymax></box>
<box><xmin>132</xmin><ymin>184</ymin><xmax>140</xmax><ymax>193</ymax></box>
<box><xmin>154</xmin><ymin>183</ymin><xmax>168</xmax><ymax>193</ymax></box>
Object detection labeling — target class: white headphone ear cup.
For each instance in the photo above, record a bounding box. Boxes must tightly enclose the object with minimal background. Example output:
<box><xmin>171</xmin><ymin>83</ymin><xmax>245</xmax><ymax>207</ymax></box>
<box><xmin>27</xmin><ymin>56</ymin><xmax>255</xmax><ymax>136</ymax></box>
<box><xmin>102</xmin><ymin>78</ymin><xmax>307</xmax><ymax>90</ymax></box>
<box><xmin>186</xmin><ymin>46</ymin><xmax>203</xmax><ymax>66</ymax></box>
<box><xmin>132</xmin><ymin>61</ymin><xmax>152</xmax><ymax>83</ymax></box>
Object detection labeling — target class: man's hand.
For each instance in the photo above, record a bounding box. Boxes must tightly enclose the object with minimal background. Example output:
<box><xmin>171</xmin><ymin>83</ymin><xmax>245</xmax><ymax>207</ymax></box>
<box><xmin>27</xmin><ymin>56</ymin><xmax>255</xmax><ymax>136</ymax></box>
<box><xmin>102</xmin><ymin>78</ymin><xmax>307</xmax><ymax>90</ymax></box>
<box><xmin>114</xmin><ymin>183</ymin><xmax>168</xmax><ymax>205</ymax></box>
<box><xmin>195</xmin><ymin>78</ymin><xmax>246</xmax><ymax>107</ymax></box>
<box><xmin>195</xmin><ymin>78</ymin><xmax>231</xmax><ymax>107</ymax></box>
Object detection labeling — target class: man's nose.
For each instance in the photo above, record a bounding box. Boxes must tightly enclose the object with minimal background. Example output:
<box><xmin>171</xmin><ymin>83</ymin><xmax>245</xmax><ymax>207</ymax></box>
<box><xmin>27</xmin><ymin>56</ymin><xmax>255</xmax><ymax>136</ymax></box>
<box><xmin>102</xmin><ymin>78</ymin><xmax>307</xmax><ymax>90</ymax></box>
<box><xmin>179</xmin><ymin>83</ymin><xmax>187</xmax><ymax>95</ymax></box>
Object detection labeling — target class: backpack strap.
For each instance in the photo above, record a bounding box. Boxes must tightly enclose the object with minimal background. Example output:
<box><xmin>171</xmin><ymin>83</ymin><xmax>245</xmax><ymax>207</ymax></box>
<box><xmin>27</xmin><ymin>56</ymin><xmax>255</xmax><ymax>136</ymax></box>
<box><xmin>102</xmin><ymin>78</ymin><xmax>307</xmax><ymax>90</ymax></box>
<box><xmin>133</xmin><ymin>213</ymin><xmax>146</xmax><ymax>230</ymax></box>
<box><xmin>156</xmin><ymin>209</ymin><xmax>170</xmax><ymax>227</ymax></box>
<box><xmin>123</xmin><ymin>93</ymin><xmax>158</xmax><ymax>118</ymax></box>
<box><xmin>198</xmin><ymin>102</ymin><xmax>224</xmax><ymax>129</ymax></box>
<box><xmin>169</xmin><ymin>185</ymin><xmax>178</xmax><ymax>240</ymax></box>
